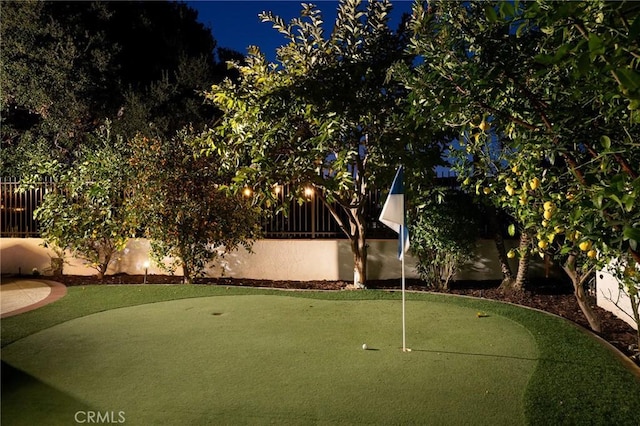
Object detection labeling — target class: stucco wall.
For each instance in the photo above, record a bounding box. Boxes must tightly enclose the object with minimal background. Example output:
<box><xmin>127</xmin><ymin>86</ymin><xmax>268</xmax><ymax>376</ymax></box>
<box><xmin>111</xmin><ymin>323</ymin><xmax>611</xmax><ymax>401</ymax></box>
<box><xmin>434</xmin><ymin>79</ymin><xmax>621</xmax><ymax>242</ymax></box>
<box><xmin>596</xmin><ymin>266</ymin><xmax>638</xmax><ymax>330</ymax></box>
<box><xmin>1</xmin><ymin>237</ymin><xmax>551</xmax><ymax>282</ymax></box>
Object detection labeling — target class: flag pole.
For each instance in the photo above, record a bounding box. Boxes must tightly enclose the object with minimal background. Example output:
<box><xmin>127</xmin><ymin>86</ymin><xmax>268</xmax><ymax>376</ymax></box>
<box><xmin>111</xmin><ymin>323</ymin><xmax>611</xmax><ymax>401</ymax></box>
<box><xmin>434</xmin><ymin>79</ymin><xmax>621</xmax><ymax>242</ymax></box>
<box><xmin>378</xmin><ymin>165</ymin><xmax>410</xmax><ymax>353</ymax></box>
<box><xmin>401</xmin><ymin>224</ymin><xmax>407</xmax><ymax>352</ymax></box>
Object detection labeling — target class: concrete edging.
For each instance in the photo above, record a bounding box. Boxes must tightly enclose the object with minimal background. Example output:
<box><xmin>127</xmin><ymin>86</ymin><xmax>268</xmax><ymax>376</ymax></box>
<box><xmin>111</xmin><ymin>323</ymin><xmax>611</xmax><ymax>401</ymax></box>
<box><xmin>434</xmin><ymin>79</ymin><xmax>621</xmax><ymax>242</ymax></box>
<box><xmin>0</xmin><ymin>279</ymin><xmax>67</xmax><ymax>318</ymax></box>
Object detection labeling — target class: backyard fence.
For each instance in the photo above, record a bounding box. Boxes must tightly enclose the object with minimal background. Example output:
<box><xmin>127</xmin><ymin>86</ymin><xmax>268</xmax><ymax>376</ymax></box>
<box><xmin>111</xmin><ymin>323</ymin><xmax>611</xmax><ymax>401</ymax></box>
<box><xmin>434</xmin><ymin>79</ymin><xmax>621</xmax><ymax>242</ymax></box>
<box><xmin>1</xmin><ymin>172</ymin><xmax>459</xmax><ymax>239</ymax></box>
<box><xmin>0</xmin><ymin>177</ymin><xmax>54</xmax><ymax>237</ymax></box>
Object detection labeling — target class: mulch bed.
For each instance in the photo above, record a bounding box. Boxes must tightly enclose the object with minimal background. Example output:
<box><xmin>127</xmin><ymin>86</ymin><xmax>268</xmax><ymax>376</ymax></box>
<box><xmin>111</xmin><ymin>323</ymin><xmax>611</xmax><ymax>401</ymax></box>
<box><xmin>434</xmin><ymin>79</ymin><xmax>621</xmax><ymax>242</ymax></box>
<box><xmin>53</xmin><ymin>274</ymin><xmax>639</xmax><ymax>365</ymax></box>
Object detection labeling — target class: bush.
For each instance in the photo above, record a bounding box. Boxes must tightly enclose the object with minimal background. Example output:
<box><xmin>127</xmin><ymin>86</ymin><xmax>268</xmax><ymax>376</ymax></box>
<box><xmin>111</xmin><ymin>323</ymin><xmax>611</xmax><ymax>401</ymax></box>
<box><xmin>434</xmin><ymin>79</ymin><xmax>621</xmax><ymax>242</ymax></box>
<box><xmin>411</xmin><ymin>190</ymin><xmax>480</xmax><ymax>289</ymax></box>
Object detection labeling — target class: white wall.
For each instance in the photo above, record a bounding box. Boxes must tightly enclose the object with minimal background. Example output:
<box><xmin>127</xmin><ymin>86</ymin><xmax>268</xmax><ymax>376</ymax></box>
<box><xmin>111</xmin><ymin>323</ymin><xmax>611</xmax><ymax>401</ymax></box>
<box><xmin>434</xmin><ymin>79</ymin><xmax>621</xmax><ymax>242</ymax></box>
<box><xmin>1</xmin><ymin>237</ymin><xmax>551</xmax><ymax>282</ymax></box>
<box><xmin>597</xmin><ymin>266</ymin><xmax>638</xmax><ymax>330</ymax></box>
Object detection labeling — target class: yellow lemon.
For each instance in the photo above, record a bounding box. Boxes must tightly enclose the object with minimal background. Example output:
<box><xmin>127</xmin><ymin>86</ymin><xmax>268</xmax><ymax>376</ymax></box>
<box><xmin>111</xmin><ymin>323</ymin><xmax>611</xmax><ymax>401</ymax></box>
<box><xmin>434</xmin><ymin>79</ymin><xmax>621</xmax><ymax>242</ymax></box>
<box><xmin>483</xmin><ymin>187</ymin><xmax>491</xmax><ymax>195</ymax></box>
<box><xmin>587</xmin><ymin>249</ymin><xmax>597</xmax><ymax>259</ymax></box>
<box><xmin>538</xmin><ymin>240</ymin><xmax>548</xmax><ymax>249</ymax></box>
<box><xmin>505</xmin><ymin>184</ymin><xmax>515</xmax><ymax>196</ymax></box>
<box><xmin>479</xmin><ymin>120</ymin><xmax>490</xmax><ymax>132</ymax></box>
<box><xmin>543</xmin><ymin>201</ymin><xmax>555</xmax><ymax>211</ymax></box>
<box><xmin>543</xmin><ymin>210</ymin><xmax>553</xmax><ymax>220</ymax></box>
<box><xmin>578</xmin><ymin>240</ymin><xmax>592</xmax><ymax>251</ymax></box>
<box><xmin>507</xmin><ymin>250</ymin><xmax>516</xmax><ymax>259</ymax></box>
<box><xmin>530</xmin><ymin>177</ymin><xmax>541</xmax><ymax>190</ymax></box>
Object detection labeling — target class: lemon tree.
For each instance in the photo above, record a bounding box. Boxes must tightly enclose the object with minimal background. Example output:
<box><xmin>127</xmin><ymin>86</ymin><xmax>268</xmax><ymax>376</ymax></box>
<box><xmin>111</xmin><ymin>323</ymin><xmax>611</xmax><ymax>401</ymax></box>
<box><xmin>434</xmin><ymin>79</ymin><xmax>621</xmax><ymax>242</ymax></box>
<box><xmin>400</xmin><ymin>0</ymin><xmax>639</xmax><ymax>334</ymax></box>
<box><xmin>30</xmin><ymin>124</ymin><xmax>134</xmax><ymax>279</ymax></box>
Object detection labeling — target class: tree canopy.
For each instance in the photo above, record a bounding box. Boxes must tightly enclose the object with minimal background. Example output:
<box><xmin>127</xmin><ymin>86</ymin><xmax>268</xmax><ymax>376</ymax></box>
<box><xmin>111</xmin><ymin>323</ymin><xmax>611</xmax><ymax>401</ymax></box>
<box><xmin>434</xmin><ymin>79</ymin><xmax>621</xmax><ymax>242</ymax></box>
<box><xmin>1</xmin><ymin>0</ymin><xmax>239</xmax><ymax>175</ymax></box>
<box><xmin>400</xmin><ymin>0</ymin><xmax>639</xmax><ymax>332</ymax></box>
<box><xmin>128</xmin><ymin>130</ymin><xmax>262</xmax><ymax>284</ymax></box>
<box><xmin>202</xmin><ymin>0</ymin><xmax>444</xmax><ymax>287</ymax></box>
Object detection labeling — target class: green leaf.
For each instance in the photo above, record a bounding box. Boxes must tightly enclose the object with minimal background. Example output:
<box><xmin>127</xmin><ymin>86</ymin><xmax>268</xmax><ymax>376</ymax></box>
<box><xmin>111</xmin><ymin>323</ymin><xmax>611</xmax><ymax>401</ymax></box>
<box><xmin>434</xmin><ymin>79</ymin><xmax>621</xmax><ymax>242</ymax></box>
<box><xmin>615</xmin><ymin>68</ymin><xmax>640</xmax><ymax>91</ymax></box>
<box><xmin>623</xmin><ymin>226</ymin><xmax>640</xmax><ymax>243</ymax></box>
<box><xmin>600</xmin><ymin>135</ymin><xmax>611</xmax><ymax>150</ymax></box>
<box><xmin>484</xmin><ymin>5</ymin><xmax>498</xmax><ymax>23</ymax></box>
<box><xmin>498</xmin><ymin>2</ymin><xmax>515</xmax><ymax>19</ymax></box>
<box><xmin>588</xmin><ymin>33</ymin><xmax>605</xmax><ymax>60</ymax></box>
<box><xmin>629</xmin><ymin>15</ymin><xmax>640</xmax><ymax>41</ymax></box>
<box><xmin>508</xmin><ymin>223</ymin><xmax>516</xmax><ymax>237</ymax></box>
<box><xmin>594</xmin><ymin>194</ymin><xmax>604</xmax><ymax>209</ymax></box>
<box><xmin>577</xmin><ymin>52</ymin><xmax>591</xmax><ymax>75</ymax></box>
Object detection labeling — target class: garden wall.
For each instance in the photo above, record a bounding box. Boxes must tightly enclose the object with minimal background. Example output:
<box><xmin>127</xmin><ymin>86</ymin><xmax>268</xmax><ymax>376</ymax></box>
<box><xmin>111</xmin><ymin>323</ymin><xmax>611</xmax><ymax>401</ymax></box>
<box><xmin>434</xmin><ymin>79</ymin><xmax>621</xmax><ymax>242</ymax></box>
<box><xmin>1</xmin><ymin>238</ymin><xmax>547</xmax><ymax>282</ymax></box>
<box><xmin>596</xmin><ymin>266</ymin><xmax>638</xmax><ymax>330</ymax></box>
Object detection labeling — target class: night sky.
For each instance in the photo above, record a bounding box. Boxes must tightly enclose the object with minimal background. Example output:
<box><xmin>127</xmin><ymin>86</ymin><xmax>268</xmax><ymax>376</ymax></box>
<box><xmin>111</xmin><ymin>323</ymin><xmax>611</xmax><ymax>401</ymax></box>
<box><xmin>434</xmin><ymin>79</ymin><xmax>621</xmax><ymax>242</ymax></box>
<box><xmin>186</xmin><ymin>0</ymin><xmax>415</xmax><ymax>62</ymax></box>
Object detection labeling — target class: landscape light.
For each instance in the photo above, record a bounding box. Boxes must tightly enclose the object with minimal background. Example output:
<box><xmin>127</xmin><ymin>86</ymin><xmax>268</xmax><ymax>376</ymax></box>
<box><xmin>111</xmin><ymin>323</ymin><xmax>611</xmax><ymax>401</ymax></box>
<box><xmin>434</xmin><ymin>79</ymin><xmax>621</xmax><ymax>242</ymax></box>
<box><xmin>143</xmin><ymin>260</ymin><xmax>150</xmax><ymax>284</ymax></box>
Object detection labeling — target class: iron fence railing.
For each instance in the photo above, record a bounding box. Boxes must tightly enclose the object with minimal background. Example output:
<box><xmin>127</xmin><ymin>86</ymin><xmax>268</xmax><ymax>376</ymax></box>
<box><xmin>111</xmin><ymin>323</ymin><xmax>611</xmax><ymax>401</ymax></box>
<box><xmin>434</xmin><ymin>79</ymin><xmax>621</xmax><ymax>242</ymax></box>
<box><xmin>0</xmin><ymin>177</ymin><xmax>54</xmax><ymax>237</ymax></box>
<box><xmin>1</xmin><ymin>172</ymin><xmax>459</xmax><ymax>239</ymax></box>
<box><xmin>261</xmin><ymin>183</ymin><xmax>396</xmax><ymax>239</ymax></box>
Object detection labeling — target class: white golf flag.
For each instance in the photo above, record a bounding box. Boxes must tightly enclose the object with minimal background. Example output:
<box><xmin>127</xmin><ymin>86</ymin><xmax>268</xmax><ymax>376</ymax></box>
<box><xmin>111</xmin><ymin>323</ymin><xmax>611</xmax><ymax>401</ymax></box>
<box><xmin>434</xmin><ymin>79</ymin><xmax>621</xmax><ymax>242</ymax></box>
<box><xmin>379</xmin><ymin>166</ymin><xmax>410</xmax><ymax>260</ymax></box>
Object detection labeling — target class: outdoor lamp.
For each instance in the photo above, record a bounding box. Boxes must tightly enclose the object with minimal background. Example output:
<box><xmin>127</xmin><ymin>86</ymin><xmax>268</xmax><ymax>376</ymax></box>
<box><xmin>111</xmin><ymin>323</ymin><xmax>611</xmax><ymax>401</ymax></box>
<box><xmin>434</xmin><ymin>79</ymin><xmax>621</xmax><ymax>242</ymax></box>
<box><xmin>143</xmin><ymin>260</ymin><xmax>150</xmax><ymax>284</ymax></box>
<box><xmin>304</xmin><ymin>187</ymin><xmax>314</xmax><ymax>198</ymax></box>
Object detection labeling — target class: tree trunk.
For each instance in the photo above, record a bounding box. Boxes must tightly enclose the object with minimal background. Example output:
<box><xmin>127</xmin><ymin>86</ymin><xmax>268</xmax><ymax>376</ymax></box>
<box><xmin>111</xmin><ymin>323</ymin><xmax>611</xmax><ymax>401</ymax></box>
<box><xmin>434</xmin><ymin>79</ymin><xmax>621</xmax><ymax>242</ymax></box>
<box><xmin>97</xmin><ymin>252</ymin><xmax>111</xmax><ymax>281</ymax></box>
<box><xmin>500</xmin><ymin>231</ymin><xmax>530</xmax><ymax>292</ymax></box>
<box><xmin>182</xmin><ymin>261</ymin><xmax>193</xmax><ymax>284</ymax></box>
<box><xmin>96</xmin><ymin>244</ymin><xmax>114</xmax><ymax>281</ymax></box>
<box><xmin>563</xmin><ymin>254</ymin><xmax>602</xmax><ymax>333</ymax></box>
<box><xmin>96</xmin><ymin>265</ymin><xmax>107</xmax><ymax>281</ymax></box>
<box><xmin>488</xmin><ymin>205</ymin><xmax>514</xmax><ymax>286</ymax></box>
<box><xmin>51</xmin><ymin>257</ymin><xmax>64</xmax><ymax>276</ymax></box>
<box><xmin>350</xmin><ymin>207</ymin><xmax>367</xmax><ymax>289</ymax></box>
<box><xmin>629</xmin><ymin>292</ymin><xmax>640</xmax><ymax>352</ymax></box>
<box><xmin>318</xmin><ymin>192</ymin><xmax>369</xmax><ymax>289</ymax></box>
<box><xmin>513</xmin><ymin>232</ymin><xmax>530</xmax><ymax>291</ymax></box>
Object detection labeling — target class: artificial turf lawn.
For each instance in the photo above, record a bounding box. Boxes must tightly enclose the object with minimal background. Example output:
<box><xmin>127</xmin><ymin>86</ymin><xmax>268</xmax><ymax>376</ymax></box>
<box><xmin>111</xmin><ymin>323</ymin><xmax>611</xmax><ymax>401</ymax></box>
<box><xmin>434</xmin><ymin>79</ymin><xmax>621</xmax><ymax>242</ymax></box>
<box><xmin>2</xmin><ymin>285</ymin><xmax>640</xmax><ymax>425</ymax></box>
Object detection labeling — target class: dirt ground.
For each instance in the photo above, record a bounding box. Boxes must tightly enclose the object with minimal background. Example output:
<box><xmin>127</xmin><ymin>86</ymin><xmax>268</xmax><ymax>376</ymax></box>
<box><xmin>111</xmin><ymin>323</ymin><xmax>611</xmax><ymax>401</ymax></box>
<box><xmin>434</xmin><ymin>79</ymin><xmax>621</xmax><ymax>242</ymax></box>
<box><xmin>55</xmin><ymin>274</ymin><xmax>639</xmax><ymax>365</ymax></box>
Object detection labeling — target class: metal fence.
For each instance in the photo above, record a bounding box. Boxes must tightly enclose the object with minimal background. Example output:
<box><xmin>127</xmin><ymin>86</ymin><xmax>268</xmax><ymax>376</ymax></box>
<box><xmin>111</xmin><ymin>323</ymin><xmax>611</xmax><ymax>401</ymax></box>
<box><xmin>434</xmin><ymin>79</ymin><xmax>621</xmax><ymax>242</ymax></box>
<box><xmin>261</xmin><ymin>183</ymin><xmax>396</xmax><ymax>239</ymax></box>
<box><xmin>1</xmin><ymin>172</ymin><xmax>459</xmax><ymax>239</ymax></box>
<box><xmin>0</xmin><ymin>177</ymin><xmax>54</xmax><ymax>237</ymax></box>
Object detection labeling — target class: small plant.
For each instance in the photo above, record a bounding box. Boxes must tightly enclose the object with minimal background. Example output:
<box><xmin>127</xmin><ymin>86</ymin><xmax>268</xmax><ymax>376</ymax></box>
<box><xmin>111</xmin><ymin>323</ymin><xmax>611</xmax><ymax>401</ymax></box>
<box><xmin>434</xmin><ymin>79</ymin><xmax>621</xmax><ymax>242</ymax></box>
<box><xmin>411</xmin><ymin>189</ymin><xmax>480</xmax><ymax>290</ymax></box>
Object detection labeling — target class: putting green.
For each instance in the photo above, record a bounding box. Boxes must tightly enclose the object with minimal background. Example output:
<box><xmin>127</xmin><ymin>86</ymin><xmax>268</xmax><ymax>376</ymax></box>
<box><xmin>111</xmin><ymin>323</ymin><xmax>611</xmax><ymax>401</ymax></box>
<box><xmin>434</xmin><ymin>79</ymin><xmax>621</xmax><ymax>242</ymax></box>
<box><xmin>2</xmin><ymin>295</ymin><xmax>537</xmax><ymax>425</ymax></box>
